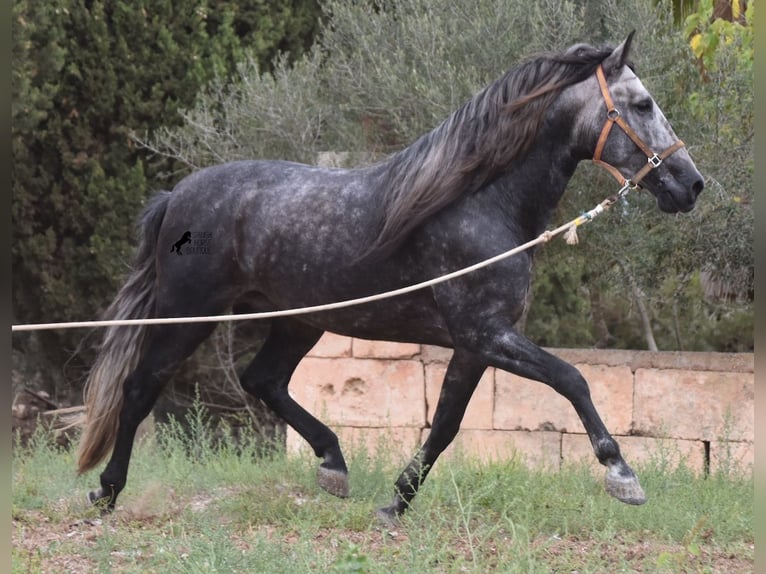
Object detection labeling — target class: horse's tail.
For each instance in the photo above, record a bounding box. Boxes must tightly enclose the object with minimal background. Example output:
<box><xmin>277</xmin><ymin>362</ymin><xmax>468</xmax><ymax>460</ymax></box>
<box><xmin>75</xmin><ymin>191</ymin><xmax>171</xmax><ymax>474</ymax></box>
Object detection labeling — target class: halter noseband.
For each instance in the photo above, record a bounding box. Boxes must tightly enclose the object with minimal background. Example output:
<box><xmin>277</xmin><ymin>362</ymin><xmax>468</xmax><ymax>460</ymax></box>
<box><xmin>591</xmin><ymin>65</ymin><xmax>685</xmax><ymax>190</ymax></box>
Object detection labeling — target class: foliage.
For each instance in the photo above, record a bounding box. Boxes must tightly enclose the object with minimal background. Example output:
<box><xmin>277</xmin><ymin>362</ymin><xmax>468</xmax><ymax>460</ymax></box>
<box><xmin>525</xmin><ymin>0</ymin><xmax>753</xmax><ymax>351</ymax></box>
<box><xmin>149</xmin><ymin>0</ymin><xmax>753</xmax><ymax>351</ymax></box>
<box><xmin>12</xmin><ymin>0</ymin><xmax>322</xmax><ymax>398</ymax></box>
<box><xmin>154</xmin><ymin>0</ymin><xmax>596</xmax><ymax>167</ymax></box>
<box><xmin>680</xmin><ymin>0</ymin><xmax>754</xmax><ymax>285</ymax></box>
<box><xmin>12</xmin><ymin>413</ymin><xmax>754</xmax><ymax>572</ymax></box>
<box><xmin>685</xmin><ymin>0</ymin><xmax>753</xmax><ymax>73</ymax></box>
<box><xmin>12</xmin><ymin>0</ymin><xmax>752</xmax><ymax>422</ymax></box>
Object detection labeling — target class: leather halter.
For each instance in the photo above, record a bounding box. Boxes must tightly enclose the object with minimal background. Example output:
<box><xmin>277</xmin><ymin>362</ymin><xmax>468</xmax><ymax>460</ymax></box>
<box><xmin>592</xmin><ymin>65</ymin><xmax>685</xmax><ymax>188</ymax></box>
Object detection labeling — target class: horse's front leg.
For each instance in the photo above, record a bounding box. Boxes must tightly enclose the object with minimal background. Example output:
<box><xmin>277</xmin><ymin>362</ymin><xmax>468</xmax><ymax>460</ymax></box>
<box><xmin>473</xmin><ymin>321</ymin><xmax>646</xmax><ymax>506</ymax></box>
<box><xmin>377</xmin><ymin>349</ymin><xmax>487</xmax><ymax>524</ymax></box>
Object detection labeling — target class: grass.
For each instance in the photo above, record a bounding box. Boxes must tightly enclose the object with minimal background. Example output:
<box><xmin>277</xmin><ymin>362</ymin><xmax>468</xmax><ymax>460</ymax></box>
<box><xmin>12</xmin><ymin>408</ymin><xmax>753</xmax><ymax>573</ymax></box>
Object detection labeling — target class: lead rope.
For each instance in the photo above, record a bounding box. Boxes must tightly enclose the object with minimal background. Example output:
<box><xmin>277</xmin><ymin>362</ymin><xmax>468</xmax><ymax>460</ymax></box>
<box><xmin>11</xmin><ymin>183</ymin><xmax>632</xmax><ymax>332</ymax></box>
<box><xmin>16</xmin><ymin>64</ymin><xmax>679</xmax><ymax>333</ymax></box>
<box><xmin>562</xmin><ymin>180</ymin><xmax>635</xmax><ymax>245</ymax></box>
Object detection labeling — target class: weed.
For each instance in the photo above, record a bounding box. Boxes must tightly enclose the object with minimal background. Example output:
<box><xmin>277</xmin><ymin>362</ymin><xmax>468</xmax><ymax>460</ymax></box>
<box><xmin>331</xmin><ymin>543</ymin><xmax>371</xmax><ymax>573</ymax></box>
<box><xmin>11</xmin><ymin>406</ymin><xmax>754</xmax><ymax>573</ymax></box>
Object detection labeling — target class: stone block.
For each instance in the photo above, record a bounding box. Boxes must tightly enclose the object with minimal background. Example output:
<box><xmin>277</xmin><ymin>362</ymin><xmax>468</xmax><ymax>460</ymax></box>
<box><xmin>425</xmin><ymin>365</ymin><xmax>494</xmax><ymax>429</ymax></box>
<box><xmin>709</xmin><ymin>441</ymin><xmax>753</xmax><ymax>476</ymax></box>
<box><xmin>493</xmin><ymin>364</ymin><xmax>633</xmax><ymax>435</ymax></box>
<box><xmin>425</xmin><ymin>428</ymin><xmax>561</xmax><ymax>470</ymax></box>
<box><xmin>336</xmin><ymin>426</ymin><xmax>422</xmax><ymax>463</ymax></box>
<box><xmin>286</xmin><ymin>426</ymin><xmax>421</xmax><ymax>464</ymax></box>
<box><xmin>633</xmin><ymin>369</ymin><xmax>754</xmax><ymax>441</ymax></box>
<box><xmin>307</xmin><ymin>333</ymin><xmax>353</xmax><ymax>358</ymax></box>
<box><xmin>290</xmin><ymin>357</ymin><xmax>425</xmax><ymax>427</ymax></box>
<box><xmin>561</xmin><ymin>433</ymin><xmax>705</xmax><ymax>476</ymax></box>
<box><xmin>285</xmin><ymin>426</ymin><xmax>304</xmax><ymax>455</ymax></box>
<box><xmin>352</xmin><ymin>339</ymin><xmax>421</xmax><ymax>359</ymax></box>
<box><xmin>420</xmin><ymin>345</ymin><xmax>453</xmax><ymax>364</ymax></box>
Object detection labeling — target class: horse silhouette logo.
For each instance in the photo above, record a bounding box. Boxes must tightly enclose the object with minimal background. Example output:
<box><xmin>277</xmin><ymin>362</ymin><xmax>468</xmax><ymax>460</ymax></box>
<box><xmin>170</xmin><ymin>231</ymin><xmax>192</xmax><ymax>255</ymax></box>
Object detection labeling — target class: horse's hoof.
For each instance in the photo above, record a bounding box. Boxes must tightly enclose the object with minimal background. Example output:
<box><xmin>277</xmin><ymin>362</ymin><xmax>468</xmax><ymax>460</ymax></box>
<box><xmin>87</xmin><ymin>489</ymin><xmax>114</xmax><ymax>514</ymax></box>
<box><xmin>375</xmin><ymin>505</ymin><xmax>400</xmax><ymax>528</ymax></box>
<box><xmin>605</xmin><ymin>468</ymin><xmax>646</xmax><ymax>505</ymax></box>
<box><xmin>87</xmin><ymin>489</ymin><xmax>103</xmax><ymax>505</ymax></box>
<box><xmin>317</xmin><ymin>466</ymin><xmax>349</xmax><ymax>498</ymax></box>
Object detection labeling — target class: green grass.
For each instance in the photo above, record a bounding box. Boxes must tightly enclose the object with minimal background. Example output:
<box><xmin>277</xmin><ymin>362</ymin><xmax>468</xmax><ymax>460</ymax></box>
<box><xmin>12</xmin><ymin>411</ymin><xmax>753</xmax><ymax>573</ymax></box>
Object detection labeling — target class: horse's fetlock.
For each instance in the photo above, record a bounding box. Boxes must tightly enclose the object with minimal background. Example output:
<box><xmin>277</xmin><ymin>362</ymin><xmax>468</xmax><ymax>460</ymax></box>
<box><xmin>594</xmin><ymin>437</ymin><xmax>621</xmax><ymax>464</ymax></box>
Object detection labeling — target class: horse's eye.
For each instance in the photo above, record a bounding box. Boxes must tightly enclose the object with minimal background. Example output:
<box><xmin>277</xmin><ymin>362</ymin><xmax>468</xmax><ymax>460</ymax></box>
<box><xmin>635</xmin><ymin>98</ymin><xmax>653</xmax><ymax>114</ymax></box>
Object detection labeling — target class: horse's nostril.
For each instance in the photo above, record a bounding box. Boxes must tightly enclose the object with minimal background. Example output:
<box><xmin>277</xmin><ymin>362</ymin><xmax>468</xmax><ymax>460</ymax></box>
<box><xmin>692</xmin><ymin>177</ymin><xmax>704</xmax><ymax>197</ymax></box>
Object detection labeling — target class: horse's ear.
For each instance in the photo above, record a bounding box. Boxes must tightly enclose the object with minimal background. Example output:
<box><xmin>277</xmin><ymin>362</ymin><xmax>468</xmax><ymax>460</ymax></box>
<box><xmin>602</xmin><ymin>30</ymin><xmax>635</xmax><ymax>74</ymax></box>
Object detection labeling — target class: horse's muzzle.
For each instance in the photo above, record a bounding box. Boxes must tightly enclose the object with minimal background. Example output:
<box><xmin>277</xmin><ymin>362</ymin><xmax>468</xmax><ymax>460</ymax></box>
<box><xmin>653</xmin><ymin>170</ymin><xmax>704</xmax><ymax>213</ymax></box>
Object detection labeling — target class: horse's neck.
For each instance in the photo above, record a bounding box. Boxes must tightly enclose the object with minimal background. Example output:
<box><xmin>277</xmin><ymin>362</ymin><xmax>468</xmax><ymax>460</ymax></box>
<box><xmin>488</xmin><ymin>135</ymin><xmax>580</xmax><ymax>239</ymax></box>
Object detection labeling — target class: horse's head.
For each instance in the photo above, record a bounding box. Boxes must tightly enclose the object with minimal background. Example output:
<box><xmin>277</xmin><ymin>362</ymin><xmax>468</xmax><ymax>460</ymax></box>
<box><xmin>571</xmin><ymin>32</ymin><xmax>704</xmax><ymax>213</ymax></box>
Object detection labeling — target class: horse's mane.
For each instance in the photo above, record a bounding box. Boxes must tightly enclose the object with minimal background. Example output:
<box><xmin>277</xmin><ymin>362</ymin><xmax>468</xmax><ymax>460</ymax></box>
<box><xmin>364</xmin><ymin>42</ymin><xmax>616</xmax><ymax>260</ymax></box>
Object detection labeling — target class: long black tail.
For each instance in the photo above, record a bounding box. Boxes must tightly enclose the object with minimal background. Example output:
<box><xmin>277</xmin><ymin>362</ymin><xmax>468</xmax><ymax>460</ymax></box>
<box><xmin>76</xmin><ymin>191</ymin><xmax>171</xmax><ymax>474</ymax></box>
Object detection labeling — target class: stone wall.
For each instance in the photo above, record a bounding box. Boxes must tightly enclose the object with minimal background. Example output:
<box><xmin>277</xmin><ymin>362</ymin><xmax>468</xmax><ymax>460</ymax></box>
<box><xmin>286</xmin><ymin>334</ymin><xmax>754</xmax><ymax>475</ymax></box>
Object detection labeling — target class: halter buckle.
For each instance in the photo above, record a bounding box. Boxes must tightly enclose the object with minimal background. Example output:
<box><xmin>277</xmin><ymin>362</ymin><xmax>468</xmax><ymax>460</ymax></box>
<box><xmin>592</xmin><ymin>65</ymin><xmax>683</xmax><ymax>198</ymax></box>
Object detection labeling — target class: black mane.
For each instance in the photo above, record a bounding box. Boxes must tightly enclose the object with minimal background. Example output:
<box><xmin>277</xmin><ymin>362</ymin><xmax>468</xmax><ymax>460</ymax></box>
<box><xmin>366</xmin><ymin>43</ymin><xmax>615</xmax><ymax>258</ymax></box>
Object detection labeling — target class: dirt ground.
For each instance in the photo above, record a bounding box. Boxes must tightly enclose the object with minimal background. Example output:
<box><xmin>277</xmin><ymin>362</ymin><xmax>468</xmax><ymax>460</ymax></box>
<box><xmin>12</xmin><ymin>499</ymin><xmax>755</xmax><ymax>574</ymax></box>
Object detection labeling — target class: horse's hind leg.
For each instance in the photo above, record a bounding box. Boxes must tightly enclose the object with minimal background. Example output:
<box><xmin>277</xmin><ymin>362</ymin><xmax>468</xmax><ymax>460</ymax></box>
<box><xmin>239</xmin><ymin>319</ymin><xmax>350</xmax><ymax>497</ymax></box>
<box><xmin>89</xmin><ymin>321</ymin><xmax>218</xmax><ymax>511</ymax></box>
<box><xmin>378</xmin><ymin>349</ymin><xmax>487</xmax><ymax>522</ymax></box>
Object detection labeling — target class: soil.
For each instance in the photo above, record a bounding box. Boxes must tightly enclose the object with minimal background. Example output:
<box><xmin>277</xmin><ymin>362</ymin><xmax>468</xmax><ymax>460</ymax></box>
<box><xmin>12</xmin><ymin>493</ymin><xmax>755</xmax><ymax>574</ymax></box>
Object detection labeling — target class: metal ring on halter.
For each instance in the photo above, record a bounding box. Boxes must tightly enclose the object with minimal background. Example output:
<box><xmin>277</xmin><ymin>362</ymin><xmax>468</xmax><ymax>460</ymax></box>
<box><xmin>592</xmin><ymin>65</ymin><xmax>684</xmax><ymax>189</ymax></box>
<box><xmin>618</xmin><ymin>180</ymin><xmax>635</xmax><ymax>197</ymax></box>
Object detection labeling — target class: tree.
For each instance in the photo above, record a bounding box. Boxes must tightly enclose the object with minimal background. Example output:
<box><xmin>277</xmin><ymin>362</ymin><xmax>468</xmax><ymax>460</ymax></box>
<box><xmin>147</xmin><ymin>0</ymin><xmax>752</xmax><ymax>352</ymax></box>
<box><xmin>12</xmin><ymin>0</ymin><xmax>322</xmax><ymax>402</ymax></box>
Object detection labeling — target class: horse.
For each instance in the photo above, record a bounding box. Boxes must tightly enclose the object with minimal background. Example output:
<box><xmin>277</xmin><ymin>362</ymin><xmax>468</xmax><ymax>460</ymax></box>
<box><xmin>76</xmin><ymin>32</ymin><xmax>703</xmax><ymax>522</ymax></box>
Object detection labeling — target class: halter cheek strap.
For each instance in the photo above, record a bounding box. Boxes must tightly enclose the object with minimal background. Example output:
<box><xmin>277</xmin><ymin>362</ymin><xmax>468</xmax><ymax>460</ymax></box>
<box><xmin>591</xmin><ymin>65</ymin><xmax>685</xmax><ymax>188</ymax></box>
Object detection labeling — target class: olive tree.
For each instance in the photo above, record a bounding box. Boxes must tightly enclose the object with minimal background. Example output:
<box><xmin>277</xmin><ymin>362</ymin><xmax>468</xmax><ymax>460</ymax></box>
<box><xmin>148</xmin><ymin>0</ymin><xmax>753</xmax><ymax>351</ymax></box>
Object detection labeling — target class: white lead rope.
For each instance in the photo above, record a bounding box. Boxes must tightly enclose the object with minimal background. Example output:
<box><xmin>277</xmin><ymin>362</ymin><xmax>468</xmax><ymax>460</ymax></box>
<box><xmin>11</xmin><ymin>190</ymin><xmax>628</xmax><ymax>332</ymax></box>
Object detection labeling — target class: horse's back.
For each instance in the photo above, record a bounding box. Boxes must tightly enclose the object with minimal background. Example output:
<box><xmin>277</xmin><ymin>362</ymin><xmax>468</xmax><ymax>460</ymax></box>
<box><xmin>154</xmin><ymin>159</ymin><xmax>381</xmax><ymax>301</ymax></box>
